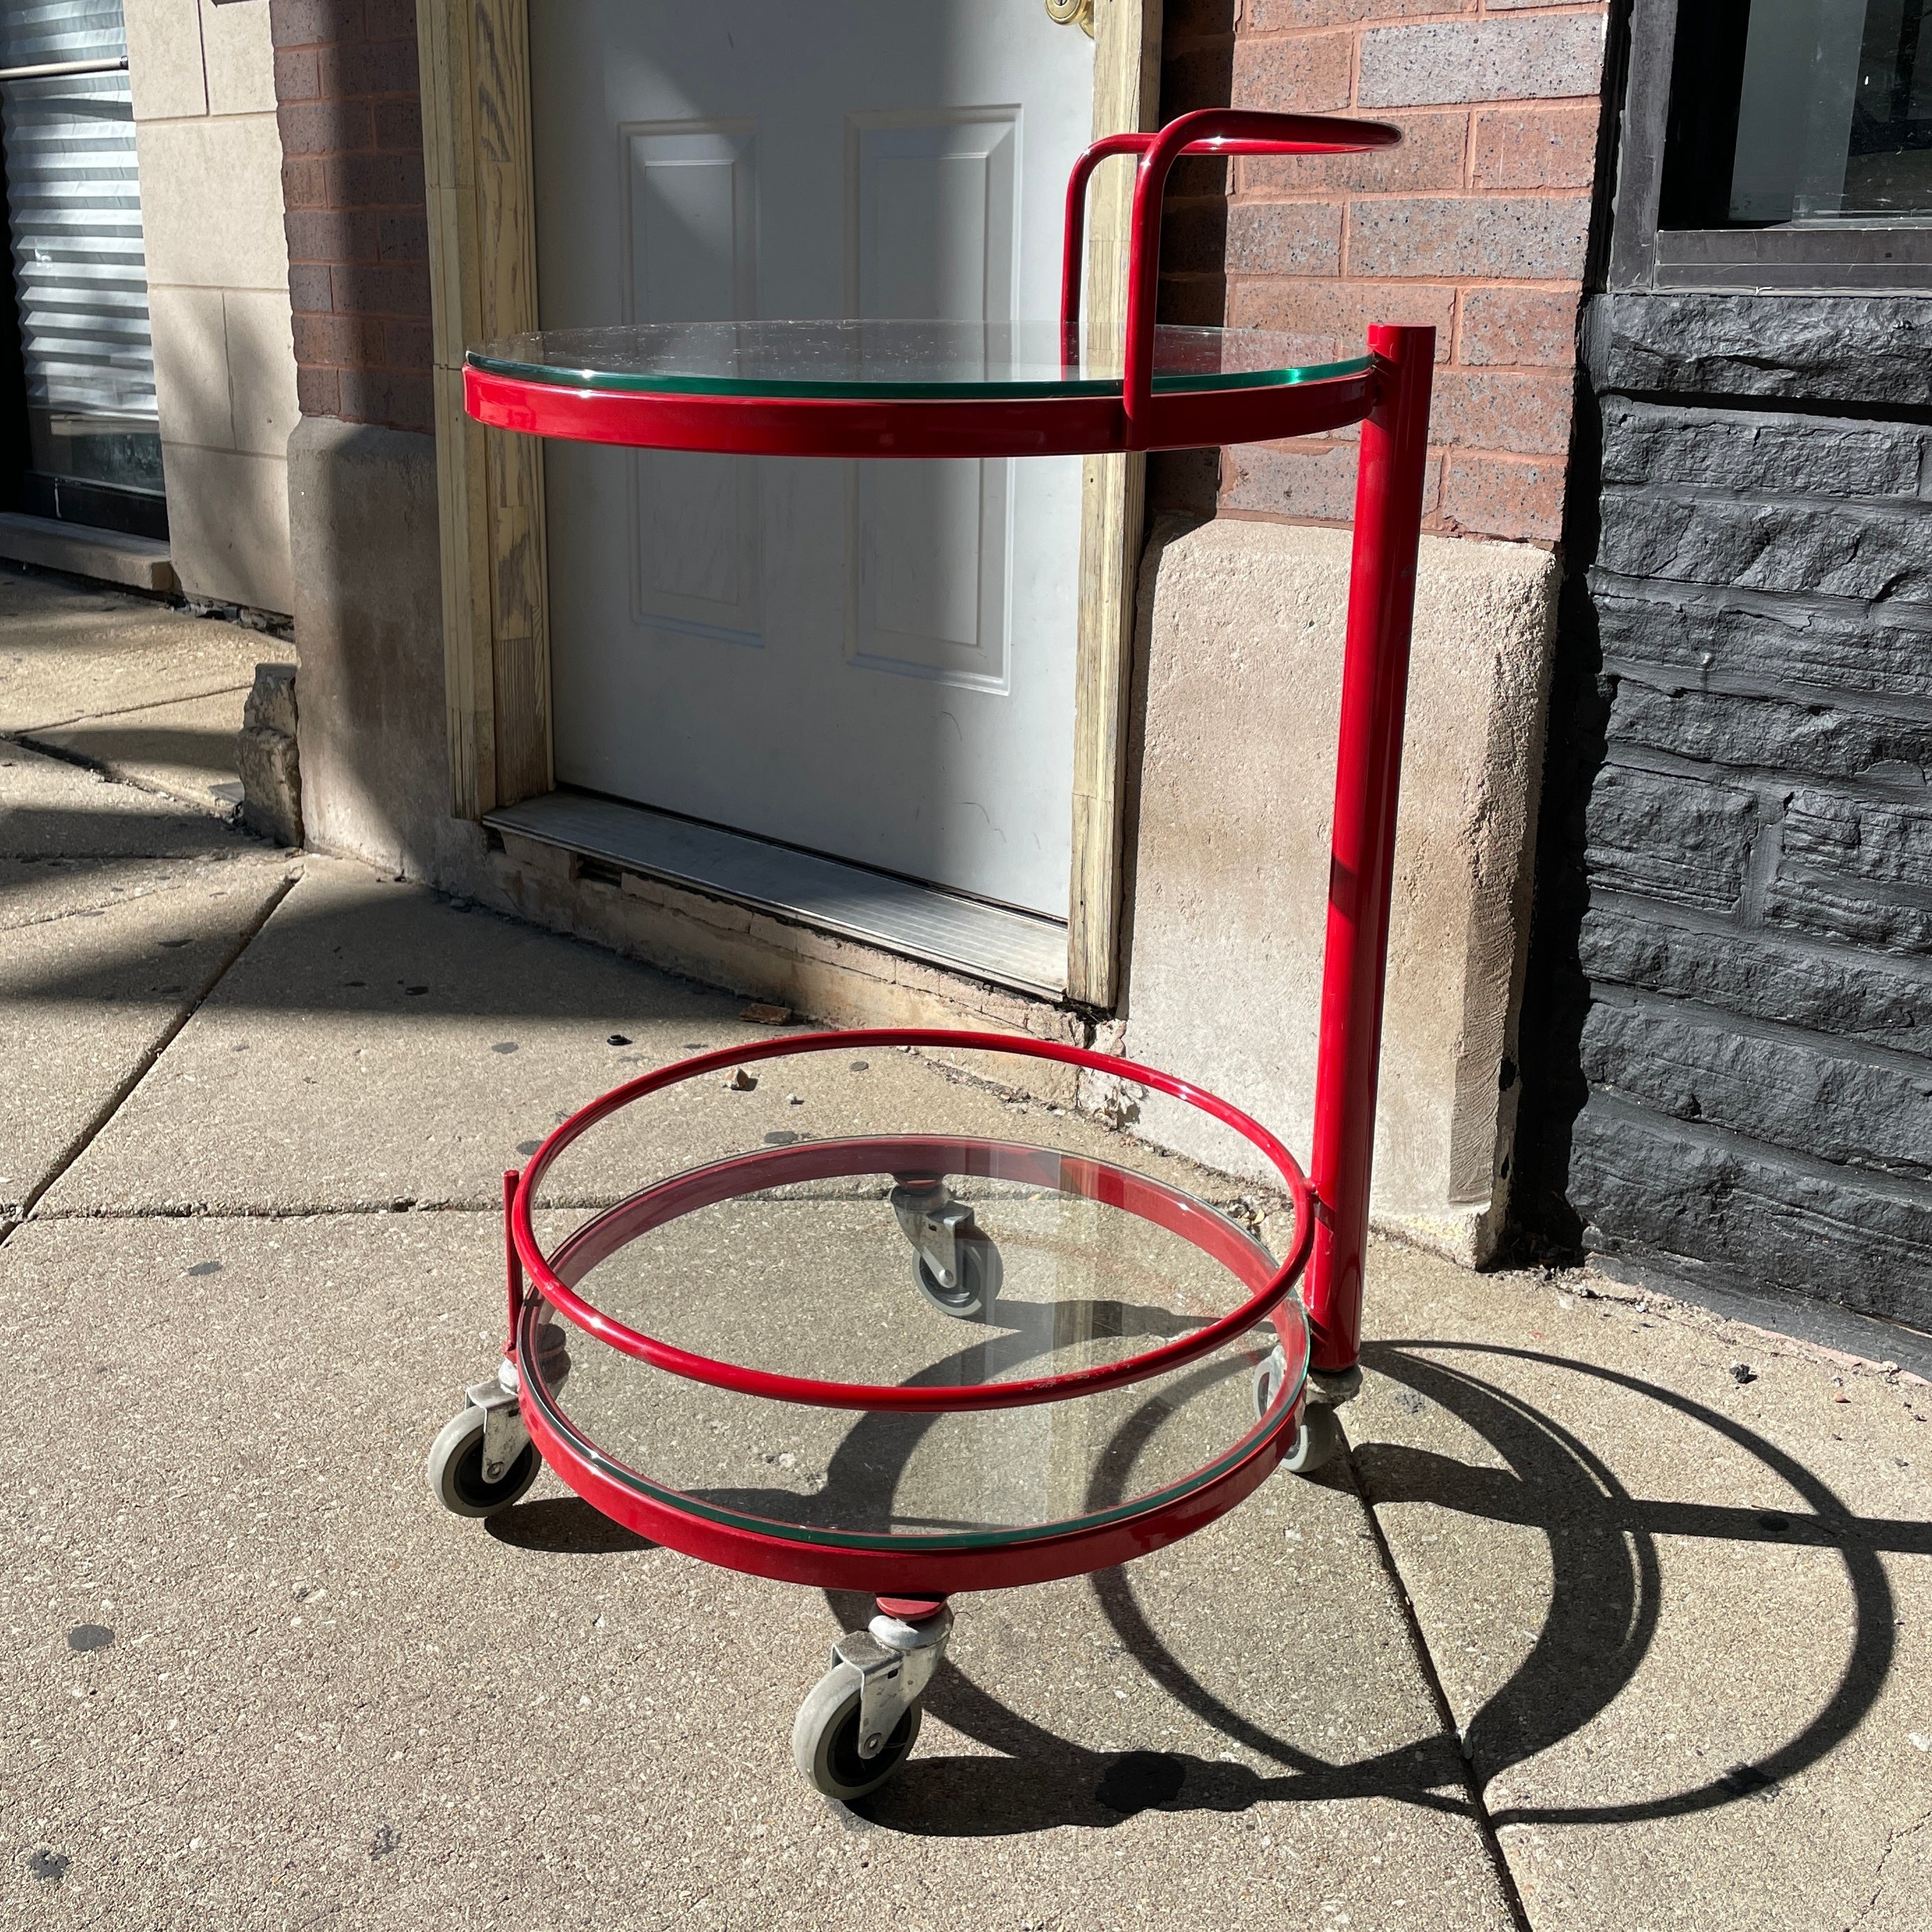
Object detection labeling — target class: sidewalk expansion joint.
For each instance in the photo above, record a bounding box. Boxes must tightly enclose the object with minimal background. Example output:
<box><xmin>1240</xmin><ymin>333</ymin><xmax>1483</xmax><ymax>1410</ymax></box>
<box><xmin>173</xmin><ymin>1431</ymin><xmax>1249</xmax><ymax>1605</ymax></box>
<box><xmin>5</xmin><ymin>724</ymin><xmax>246</xmax><ymax>822</ymax></box>
<box><xmin>3</xmin><ymin>679</ymin><xmax>254</xmax><ymax>735</ymax></box>
<box><xmin>1341</xmin><ymin>1427</ymin><xmax>1536</xmax><ymax>1932</ymax></box>
<box><xmin>1</xmin><ymin>869</ymin><xmax>299</xmax><ymax>1250</ymax></box>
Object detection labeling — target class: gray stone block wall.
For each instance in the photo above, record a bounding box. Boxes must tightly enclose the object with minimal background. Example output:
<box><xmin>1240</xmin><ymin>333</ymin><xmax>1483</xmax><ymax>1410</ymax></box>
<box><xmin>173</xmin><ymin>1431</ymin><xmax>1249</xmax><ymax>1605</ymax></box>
<box><xmin>1533</xmin><ymin>291</ymin><xmax>1932</xmax><ymax>1327</ymax></box>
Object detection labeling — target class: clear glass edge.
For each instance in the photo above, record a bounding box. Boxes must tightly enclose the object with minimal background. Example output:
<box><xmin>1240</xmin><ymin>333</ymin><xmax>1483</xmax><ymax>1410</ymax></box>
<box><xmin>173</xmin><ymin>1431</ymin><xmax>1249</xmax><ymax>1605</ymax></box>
<box><xmin>520</xmin><ymin>1296</ymin><xmax>1311</xmax><ymax>1555</ymax></box>
<box><xmin>465</xmin><ymin>347</ymin><xmax>1373</xmax><ymax>400</ymax></box>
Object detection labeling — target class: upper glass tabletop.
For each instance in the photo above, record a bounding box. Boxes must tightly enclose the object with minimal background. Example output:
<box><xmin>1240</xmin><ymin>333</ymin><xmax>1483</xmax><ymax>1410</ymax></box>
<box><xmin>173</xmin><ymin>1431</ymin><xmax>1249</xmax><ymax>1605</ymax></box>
<box><xmin>467</xmin><ymin>319</ymin><xmax>1369</xmax><ymax>401</ymax></box>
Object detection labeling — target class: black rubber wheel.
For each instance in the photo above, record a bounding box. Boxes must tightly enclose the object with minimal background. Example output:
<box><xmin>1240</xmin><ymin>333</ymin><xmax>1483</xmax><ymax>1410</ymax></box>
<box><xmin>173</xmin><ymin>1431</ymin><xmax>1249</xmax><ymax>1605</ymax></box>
<box><xmin>791</xmin><ymin>1671</ymin><xmax>923</xmax><ymax>1801</ymax></box>
<box><xmin>911</xmin><ymin>1232</ymin><xmax>1002</xmax><ymax>1321</ymax></box>
<box><xmin>425</xmin><ymin>1406</ymin><xmax>541</xmax><ymax>1518</ymax></box>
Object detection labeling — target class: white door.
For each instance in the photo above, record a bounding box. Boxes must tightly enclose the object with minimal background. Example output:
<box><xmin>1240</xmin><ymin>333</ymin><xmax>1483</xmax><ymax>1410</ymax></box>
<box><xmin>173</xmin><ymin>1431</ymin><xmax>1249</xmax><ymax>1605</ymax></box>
<box><xmin>531</xmin><ymin>2</ymin><xmax>1095</xmax><ymax>920</ymax></box>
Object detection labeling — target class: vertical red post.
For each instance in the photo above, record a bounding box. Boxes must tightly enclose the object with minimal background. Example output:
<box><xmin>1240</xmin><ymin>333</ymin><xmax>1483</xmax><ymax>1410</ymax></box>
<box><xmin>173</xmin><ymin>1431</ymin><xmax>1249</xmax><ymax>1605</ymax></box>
<box><xmin>1302</xmin><ymin>323</ymin><xmax>1436</xmax><ymax>1374</ymax></box>
<box><xmin>503</xmin><ymin>1168</ymin><xmax>524</xmax><ymax>1360</ymax></box>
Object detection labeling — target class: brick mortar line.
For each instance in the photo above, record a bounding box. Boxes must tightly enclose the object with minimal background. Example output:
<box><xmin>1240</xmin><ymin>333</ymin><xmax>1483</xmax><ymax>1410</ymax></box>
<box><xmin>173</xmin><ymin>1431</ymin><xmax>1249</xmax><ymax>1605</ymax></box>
<box><xmin>1236</xmin><ymin>3</ymin><xmax>1606</xmax><ymax>33</ymax></box>
<box><xmin>1603</xmin><ymin>740</ymin><xmax>1932</xmax><ymax>802</ymax></box>
<box><xmin>1225</xmin><ymin>272</ymin><xmax>1585</xmax><ymax>286</ymax></box>
<box><xmin>1592</xmin><ymin>978</ymin><xmax>1932</xmax><ymax>1082</ymax></box>
<box><xmin>0</xmin><ymin>870</ymin><xmax>299</xmax><ymax>1250</ymax></box>
<box><xmin>1228</xmin><ymin>188</ymin><xmax>1593</xmax><ymax>200</ymax></box>
<box><xmin>1600</xmin><ymin>478</ymin><xmax>1932</xmax><ymax>517</ymax></box>
<box><xmin>1604</xmin><ymin>656</ymin><xmax>1932</xmax><ymax>724</ymax></box>
<box><xmin>1590</xmin><ymin>567</ymin><xmax>1932</xmax><ymax>629</ymax></box>
<box><xmin>1587</xmin><ymin>881</ymin><xmax>1932</xmax><ymax>970</ymax></box>
<box><xmin>1583</xmin><ymin>1086</ymin><xmax>1932</xmax><ymax>1206</ymax></box>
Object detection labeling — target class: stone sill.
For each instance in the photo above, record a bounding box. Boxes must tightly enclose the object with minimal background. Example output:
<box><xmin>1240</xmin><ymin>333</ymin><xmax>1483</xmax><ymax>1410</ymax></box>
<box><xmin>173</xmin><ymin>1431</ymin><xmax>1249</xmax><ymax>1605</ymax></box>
<box><xmin>0</xmin><ymin>512</ymin><xmax>176</xmax><ymax>595</ymax></box>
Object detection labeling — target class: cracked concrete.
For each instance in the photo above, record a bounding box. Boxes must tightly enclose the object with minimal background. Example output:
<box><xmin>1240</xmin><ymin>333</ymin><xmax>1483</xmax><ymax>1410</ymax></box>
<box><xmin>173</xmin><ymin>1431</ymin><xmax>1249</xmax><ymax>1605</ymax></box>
<box><xmin>3</xmin><ymin>563</ymin><xmax>1929</xmax><ymax>1929</ymax></box>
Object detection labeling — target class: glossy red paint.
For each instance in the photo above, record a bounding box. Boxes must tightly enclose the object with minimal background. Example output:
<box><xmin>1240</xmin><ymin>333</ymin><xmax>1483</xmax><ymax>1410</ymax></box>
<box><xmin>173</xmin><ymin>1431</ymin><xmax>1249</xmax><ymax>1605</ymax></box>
<box><xmin>460</xmin><ymin>358</ymin><xmax>1374</xmax><ymax>459</ymax></box>
<box><xmin>501</xmin><ymin>1167</ymin><xmax>522</xmax><ymax>1364</ymax></box>
<box><xmin>1060</xmin><ymin>112</ymin><xmax>1401</xmax><ymax>368</ymax></box>
<box><xmin>505</xmin><ymin>1029</ymin><xmax>1316</xmax><ymax>1413</ymax></box>
<box><xmin>1303</xmin><ymin>324</ymin><xmax>1437</xmax><ymax>1372</ymax></box>
<box><xmin>514</xmin><ymin>1288</ymin><xmax>1309</xmax><ymax>1597</ymax></box>
<box><xmin>456</xmin><ymin>110</ymin><xmax>1441</xmax><ymax>1595</ymax></box>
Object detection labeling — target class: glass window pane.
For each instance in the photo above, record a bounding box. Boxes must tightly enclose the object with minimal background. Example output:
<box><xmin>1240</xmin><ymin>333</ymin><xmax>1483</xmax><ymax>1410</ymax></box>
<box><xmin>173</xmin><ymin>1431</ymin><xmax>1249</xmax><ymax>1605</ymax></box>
<box><xmin>1732</xmin><ymin>0</ymin><xmax>1932</xmax><ymax>224</ymax></box>
<box><xmin>0</xmin><ymin>1</ymin><xmax>162</xmax><ymax>495</ymax></box>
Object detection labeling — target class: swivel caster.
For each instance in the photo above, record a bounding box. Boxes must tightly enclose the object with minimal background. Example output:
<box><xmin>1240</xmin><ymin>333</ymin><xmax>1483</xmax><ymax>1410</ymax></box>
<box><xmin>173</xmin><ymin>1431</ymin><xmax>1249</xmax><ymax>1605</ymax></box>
<box><xmin>1279</xmin><ymin>1403</ymin><xmax>1345</xmax><ymax>1476</ymax></box>
<box><xmin>1253</xmin><ymin>1344</ymin><xmax>1348</xmax><ymax>1476</ymax></box>
<box><xmin>891</xmin><ymin>1177</ymin><xmax>1002</xmax><ymax>1321</ymax></box>
<box><xmin>792</xmin><ymin>1599</ymin><xmax>951</xmax><ymax>1802</ymax></box>
<box><xmin>426</xmin><ymin>1364</ymin><xmax>542</xmax><ymax>1517</ymax></box>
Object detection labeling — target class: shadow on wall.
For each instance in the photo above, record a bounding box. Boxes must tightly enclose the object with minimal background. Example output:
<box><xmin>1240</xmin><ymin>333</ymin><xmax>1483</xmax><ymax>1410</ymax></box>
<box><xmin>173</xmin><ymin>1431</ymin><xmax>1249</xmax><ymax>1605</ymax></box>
<box><xmin>1146</xmin><ymin>0</ymin><xmax>1235</xmax><ymax>524</ymax></box>
<box><xmin>287</xmin><ymin>418</ymin><xmax>459</xmax><ymax>884</ymax></box>
<box><xmin>1507</xmin><ymin>365</ymin><xmax>1610</xmax><ymax>1261</ymax></box>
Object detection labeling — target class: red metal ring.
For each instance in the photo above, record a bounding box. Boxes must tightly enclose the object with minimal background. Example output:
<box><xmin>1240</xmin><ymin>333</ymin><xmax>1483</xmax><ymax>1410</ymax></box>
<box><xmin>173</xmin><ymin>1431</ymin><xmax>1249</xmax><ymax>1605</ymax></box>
<box><xmin>462</xmin><ymin>360</ymin><xmax>1374</xmax><ymax>458</ymax></box>
<box><xmin>510</xmin><ymin>1028</ymin><xmax>1315</xmax><ymax>1413</ymax></box>
<box><xmin>515</xmin><ymin>1288</ymin><xmax>1309</xmax><ymax>1595</ymax></box>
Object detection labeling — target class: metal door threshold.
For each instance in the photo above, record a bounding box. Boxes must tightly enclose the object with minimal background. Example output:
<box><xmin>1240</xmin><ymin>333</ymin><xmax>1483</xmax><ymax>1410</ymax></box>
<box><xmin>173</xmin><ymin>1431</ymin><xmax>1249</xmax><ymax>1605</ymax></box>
<box><xmin>486</xmin><ymin>789</ymin><xmax>1069</xmax><ymax>999</ymax></box>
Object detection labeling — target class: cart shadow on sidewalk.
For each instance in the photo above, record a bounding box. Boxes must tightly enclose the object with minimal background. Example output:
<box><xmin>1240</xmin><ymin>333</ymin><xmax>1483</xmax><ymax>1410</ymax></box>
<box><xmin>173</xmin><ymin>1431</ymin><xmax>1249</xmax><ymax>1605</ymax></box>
<box><xmin>483</xmin><ymin>1495</ymin><xmax>657</xmax><ymax>1555</ymax></box>
<box><xmin>835</xmin><ymin>1341</ymin><xmax>1921</xmax><ymax>1839</ymax></box>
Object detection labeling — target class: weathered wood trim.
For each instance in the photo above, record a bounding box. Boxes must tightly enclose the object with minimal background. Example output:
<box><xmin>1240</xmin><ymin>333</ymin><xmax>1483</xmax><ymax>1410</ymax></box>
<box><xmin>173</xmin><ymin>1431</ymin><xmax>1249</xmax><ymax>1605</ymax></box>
<box><xmin>1067</xmin><ymin>0</ymin><xmax>1162</xmax><ymax>1009</ymax></box>
<box><xmin>419</xmin><ymin>0</ymin><xmax>551</xmax><ymax>819</ymax></box>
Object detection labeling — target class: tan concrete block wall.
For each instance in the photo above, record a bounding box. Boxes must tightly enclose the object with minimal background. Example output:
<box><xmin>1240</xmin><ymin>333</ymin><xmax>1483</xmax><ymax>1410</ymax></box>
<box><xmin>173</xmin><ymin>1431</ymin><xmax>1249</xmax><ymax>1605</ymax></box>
<box><xmin>1122</xmin><ymin>517</ymin><xmax>1559</xmax><ymax>1263</ymax></box>
<box><xmin>127</xmin><ymin>0</ymin><xmax>298</xmax><ymax>614</ymax></box>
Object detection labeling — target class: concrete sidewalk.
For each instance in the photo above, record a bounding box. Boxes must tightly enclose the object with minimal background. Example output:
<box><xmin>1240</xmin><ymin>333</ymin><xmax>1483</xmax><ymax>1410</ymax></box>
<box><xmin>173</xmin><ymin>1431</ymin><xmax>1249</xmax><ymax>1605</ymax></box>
<box><xmin>2</xmin><ymin>569</ymin><xmax>1928</xmax><ymax>1931</ymax></box>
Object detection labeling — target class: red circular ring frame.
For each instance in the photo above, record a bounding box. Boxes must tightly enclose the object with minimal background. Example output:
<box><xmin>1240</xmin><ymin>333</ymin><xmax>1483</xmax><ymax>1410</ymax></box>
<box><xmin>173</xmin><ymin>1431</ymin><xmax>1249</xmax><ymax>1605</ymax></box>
<box><xmin>514</xmin><ymin>1287</ymin><xmax>1311</xmax><ymax>1595</ymax></box>
<box><xmin>510</xmin><ymin>1027</ymin><xmax>1315</xmax><ymax>1413</ymax></box>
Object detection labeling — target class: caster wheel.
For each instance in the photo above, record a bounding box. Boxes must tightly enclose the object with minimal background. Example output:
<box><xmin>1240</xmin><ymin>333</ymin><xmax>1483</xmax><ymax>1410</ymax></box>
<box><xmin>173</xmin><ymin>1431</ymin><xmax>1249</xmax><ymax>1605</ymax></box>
<box><xmin>1252</xmin><ymin>1344</ymin><xmax>1287</xmax><ymax>1420</ymax></box>
<box><xmin>791</xmin><ymin>1668</ymin><xmax>924</xmax><ymax>1802</ymax></box>
<box><xmin>425</xmin><ymin>1405</ymin><xmax>541</xmax><ymax>1518</ymax></box>
<box><xmin>1280</xmin><ymin>1403</ymin><xmax>1345</xmax><ymax>1477</ymax></box>
<box><xmin>912</xmin><ymin>1233</ymin><xmax>1001</xmax><ymax>1321</ymax></box>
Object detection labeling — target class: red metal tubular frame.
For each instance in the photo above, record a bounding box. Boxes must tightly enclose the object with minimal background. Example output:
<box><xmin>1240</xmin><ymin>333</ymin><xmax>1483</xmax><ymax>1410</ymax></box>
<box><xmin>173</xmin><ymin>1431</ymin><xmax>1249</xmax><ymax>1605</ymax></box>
<box><xmin>507</xmin><ymin>1028</ymin><xmax>1316</xmax><ymax>1412</ymax></box>
<box><xmin>464</xmin><ymin>110</ymin><xmax>1440</xmax><ymax>1397</ymax></box>
<box><xmin>463</xmin><ymin>107</ymin><xmax>1399</xmax><ymax>458</ymax></box>
<box><xmin>515</xmin><ymin>1291</ymin><xmax>1307</xmax><ymax>1596</ymax></box>
<box><xmin>1059</xmin><ymin>110</ymin><xmax>1400</xmax><ymax>379</ymax></box>
<box><xmin>1301</xmin><ymin>323</ymin><xmax>1437</xmax><ymax>1373</ymax></box>
<box><xmin>460</xmin><ymin>356</ymin><xmax>1374</xmax><ymax>458</ymax></box>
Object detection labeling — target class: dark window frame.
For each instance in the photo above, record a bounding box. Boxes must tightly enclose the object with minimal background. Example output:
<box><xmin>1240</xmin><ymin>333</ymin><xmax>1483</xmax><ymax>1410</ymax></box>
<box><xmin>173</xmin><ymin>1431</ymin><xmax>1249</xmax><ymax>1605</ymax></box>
<box><xmin>1611</xmin><ymin>0</ymin><xmax>1932</xmax><ymax>291</ymax></box>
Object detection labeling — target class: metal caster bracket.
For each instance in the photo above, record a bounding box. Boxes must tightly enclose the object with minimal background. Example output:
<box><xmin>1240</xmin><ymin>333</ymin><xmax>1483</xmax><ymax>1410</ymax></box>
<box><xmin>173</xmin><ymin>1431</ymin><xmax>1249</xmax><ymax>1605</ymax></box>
<box><xmin>464</xmin><ymin>1361</ymin><xmax>532</xmax><ymax>1488</ymax></box>
<box><xmin>827</xmin><ymin>1604</ymin><xmax>953</xmax><ymax>1761</ymax></box>
<box><xmin>890</xmin><ymin>1178</ymin><xmax>978</xmax><ymax>1295</ymax></box>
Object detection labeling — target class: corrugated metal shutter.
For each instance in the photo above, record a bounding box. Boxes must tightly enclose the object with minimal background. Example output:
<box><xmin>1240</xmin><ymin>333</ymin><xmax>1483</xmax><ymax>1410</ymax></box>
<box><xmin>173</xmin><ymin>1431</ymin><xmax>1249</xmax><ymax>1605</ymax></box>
<box><xmin>0</xmin><ymin>0</ymin><xmax>158</xmax><ymax>493</ymax></box>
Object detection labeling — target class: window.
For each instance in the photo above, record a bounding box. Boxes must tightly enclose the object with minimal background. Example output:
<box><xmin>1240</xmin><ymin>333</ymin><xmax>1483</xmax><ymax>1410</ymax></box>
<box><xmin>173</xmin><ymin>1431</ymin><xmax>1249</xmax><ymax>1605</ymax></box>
<box><xmin>1614</xmin><ymin>0</ymin><xmax>1932</xmax><ymax>289</ymax></box>
<box><xmin>0</xmin><ymin>0</ymin><xmax>165</xmax><ymax>536</ymax></box>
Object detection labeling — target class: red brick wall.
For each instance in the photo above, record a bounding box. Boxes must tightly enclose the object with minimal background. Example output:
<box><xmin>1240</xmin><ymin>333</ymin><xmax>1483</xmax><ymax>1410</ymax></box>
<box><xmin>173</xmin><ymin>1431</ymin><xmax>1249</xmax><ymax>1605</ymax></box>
<box><xmin>271</xmin><ymin>0</ymin><xmax>433</xmax><ymax>434</ymax></box>
<box><xmin>1158</xmin><ymin>0</ymin><xmax>1607</xmax><ymax>544</ymax></box>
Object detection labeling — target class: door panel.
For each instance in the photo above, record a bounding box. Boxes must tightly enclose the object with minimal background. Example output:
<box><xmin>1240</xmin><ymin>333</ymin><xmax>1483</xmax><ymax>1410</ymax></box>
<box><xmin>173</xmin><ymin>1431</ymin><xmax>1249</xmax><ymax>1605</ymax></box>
<box><xmin>851</xmin><ymin>112</ymin><xmax>1016</xmax><ymax>689</ymax></box>
<box><xmin>533</xmin><ymin>2</ymin><xmax>1094</xmax><ymax>918</ymax></box>
<box><xmin>624</xmin><ymin>123</ymin><xmax>761</xmax><ymax>645</ymax></box>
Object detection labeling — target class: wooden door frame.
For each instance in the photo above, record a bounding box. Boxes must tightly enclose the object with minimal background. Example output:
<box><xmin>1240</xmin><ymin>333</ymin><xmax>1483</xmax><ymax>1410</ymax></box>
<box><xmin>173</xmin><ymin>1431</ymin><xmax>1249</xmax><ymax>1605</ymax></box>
<box><xmin>418</xmin><ymin>0</ymin><xmax>1160</xmax><ymax>1006</ymax></box>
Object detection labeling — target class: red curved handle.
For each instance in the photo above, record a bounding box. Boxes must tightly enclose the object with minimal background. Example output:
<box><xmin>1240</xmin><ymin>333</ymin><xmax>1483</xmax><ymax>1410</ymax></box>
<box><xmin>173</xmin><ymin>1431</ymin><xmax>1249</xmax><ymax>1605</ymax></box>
<box><xmin>1058</xmin><ymin>109</ymin><xmax>1401</xmax><ymax>422</ymax></box>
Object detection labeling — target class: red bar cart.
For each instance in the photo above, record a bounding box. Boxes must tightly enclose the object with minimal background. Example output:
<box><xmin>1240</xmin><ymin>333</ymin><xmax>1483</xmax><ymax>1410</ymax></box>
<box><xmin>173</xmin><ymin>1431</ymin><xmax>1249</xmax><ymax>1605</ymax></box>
<box><xmin>426</xmin><ymin>109</ymin><xmax>1435</xmax><ymax>1801</ymax></box>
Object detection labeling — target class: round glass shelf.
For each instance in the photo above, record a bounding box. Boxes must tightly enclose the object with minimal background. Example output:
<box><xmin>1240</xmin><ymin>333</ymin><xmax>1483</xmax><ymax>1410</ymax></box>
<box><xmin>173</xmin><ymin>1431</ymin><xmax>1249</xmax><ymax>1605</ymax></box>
<box><xmin>507</xmin><ymin>1029</ymin><xmax>1314</xmax><ymax>1586</ymax></box>
<box><xmin>467</xmin><ymin>319</ymin><xmax>1369</xmax><ymax>401</ymax></box>
<box><xmin>519</xmin><ymin>1144</ymin><xmax>1305</xmax><ymax>1555</ymax></box>
<box><xmin>463</xmin><ymin>320</ymin><xmax>1378</xmax><ymax>457</ymax></box>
